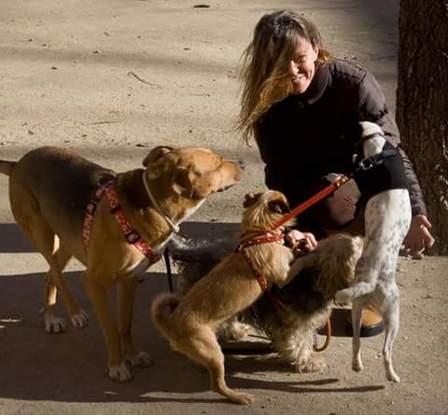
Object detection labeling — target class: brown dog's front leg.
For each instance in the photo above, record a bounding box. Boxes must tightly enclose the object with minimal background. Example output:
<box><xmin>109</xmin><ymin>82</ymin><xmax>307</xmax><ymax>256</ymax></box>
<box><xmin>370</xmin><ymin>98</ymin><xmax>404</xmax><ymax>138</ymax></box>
<box><xmin>118</xmin><ymin>277</ymin><xmax>153</xmax><ymax>368</ymax></box>
<box><xmin>83</xmin><ymin>272</ymin><xmax>131</xmax><ymax>382</ymax></box>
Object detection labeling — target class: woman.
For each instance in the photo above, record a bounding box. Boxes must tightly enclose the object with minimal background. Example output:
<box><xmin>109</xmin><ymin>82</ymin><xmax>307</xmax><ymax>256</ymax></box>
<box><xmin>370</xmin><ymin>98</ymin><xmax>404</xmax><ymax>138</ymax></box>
<box><xmin>237</xmin><ymin>10</ymin><xmax>434</xmax><ymax>334</ymax></box>
<box><xmin>238</xmin><ymin>9</ymin><xmax>434</xmax><ymax>256</ymax></box>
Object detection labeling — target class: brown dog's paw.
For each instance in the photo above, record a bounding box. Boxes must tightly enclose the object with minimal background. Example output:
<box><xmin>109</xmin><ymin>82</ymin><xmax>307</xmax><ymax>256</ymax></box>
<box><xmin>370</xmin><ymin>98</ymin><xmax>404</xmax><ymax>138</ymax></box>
<box><xmin>230</xmin><ymin>390</ymin><xmax>254</xmax><ymax>405</ymax></box>
<box><xmin>108</xmin><ymin>363</ymin><xmax>132</xmax><ymax>382</ymax></box>
<box><xmin>44</xmin><ymin>313</ymin><xmax>67</xmax><ymax>334</ymax></box>
<box><xmin>127</xmin><ymin>351</ymin><xmax>153</xmax><ymax>368</ymax></box>
<box><xmin>70</xmin><ymin>309</ymin><xmax>89</xmax><ymax>329</ymax></box>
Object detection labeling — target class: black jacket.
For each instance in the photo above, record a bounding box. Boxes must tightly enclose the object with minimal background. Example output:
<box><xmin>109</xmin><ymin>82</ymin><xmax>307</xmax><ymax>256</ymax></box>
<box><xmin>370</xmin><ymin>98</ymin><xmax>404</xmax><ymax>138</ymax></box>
<box><xmin>255</xmin><ymin>58</ymin><xmax>426</xmax><ymax>219</ymax></box>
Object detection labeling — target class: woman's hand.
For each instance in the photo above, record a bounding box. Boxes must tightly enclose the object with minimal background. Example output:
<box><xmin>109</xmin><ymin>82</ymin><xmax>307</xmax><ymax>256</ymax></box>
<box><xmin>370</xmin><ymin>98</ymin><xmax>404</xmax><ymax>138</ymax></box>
<box><xmin>286</xmin><ymin>229</ymin><xmax>318</xmax><ymax>254</ymax></box>
<box><xmin>402</xmin><ymin>215</ymin><xmax>435</xmax><ymax>258</ymax></box>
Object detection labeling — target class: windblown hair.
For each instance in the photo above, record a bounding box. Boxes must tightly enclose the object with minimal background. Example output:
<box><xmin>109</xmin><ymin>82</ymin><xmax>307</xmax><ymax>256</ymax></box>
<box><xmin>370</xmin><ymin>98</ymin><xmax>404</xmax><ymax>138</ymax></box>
<box><xmin>237</xmin><ymin>10</ymin><xmax>332</xmax><ymax>144</ymax></box>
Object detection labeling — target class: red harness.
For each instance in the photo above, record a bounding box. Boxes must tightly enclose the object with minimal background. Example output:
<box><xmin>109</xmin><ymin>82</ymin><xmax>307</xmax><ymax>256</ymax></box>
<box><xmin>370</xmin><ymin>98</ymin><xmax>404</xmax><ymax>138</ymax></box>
<box><xmin>82</xmin><ymin>180</ymin><xmax>160</xmax><ymax>264</ymax></box>
<box><xmin>236</xmin><ymin>233</ymin><xmax>288</xmax><ymax>310</ymax></box>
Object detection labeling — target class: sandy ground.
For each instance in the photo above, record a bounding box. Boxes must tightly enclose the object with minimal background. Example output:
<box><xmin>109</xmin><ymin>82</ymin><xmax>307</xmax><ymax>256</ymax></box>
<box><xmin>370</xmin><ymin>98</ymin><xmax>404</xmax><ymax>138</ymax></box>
<box><xmin>0</xmin><ymin>0</ymin><xmax>447</xmax><ymax>414</ymax></box>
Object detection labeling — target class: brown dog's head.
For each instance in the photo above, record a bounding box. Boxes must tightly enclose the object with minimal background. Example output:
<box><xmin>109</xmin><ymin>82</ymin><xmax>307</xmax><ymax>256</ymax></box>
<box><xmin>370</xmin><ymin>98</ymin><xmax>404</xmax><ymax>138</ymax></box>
<box><xmin>240</xmin><ymin>190</ymin><xmax>290</xmax><ymax>233</ymax></box>
<box><xmin>142</xmin><ymin>146</ymin><xmax>242</xmax><ymax>201</ymax></box>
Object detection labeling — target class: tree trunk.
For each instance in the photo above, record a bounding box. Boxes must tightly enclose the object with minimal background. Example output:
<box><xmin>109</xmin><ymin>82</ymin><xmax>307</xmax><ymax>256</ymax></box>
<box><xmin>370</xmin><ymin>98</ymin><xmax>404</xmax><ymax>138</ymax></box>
<box><xmin>397</xmin><ymin>0</ymin><xmax>448</xmax><ymax>254</ymax></box>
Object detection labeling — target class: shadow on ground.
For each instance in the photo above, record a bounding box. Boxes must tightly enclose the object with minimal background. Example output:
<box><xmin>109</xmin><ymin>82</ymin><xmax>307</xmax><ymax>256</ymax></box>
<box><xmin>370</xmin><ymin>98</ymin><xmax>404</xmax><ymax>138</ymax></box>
<box><xmin>0</xmin><ymin>221</ymin><xmax>384</xmax><ymax>403</ymax></box>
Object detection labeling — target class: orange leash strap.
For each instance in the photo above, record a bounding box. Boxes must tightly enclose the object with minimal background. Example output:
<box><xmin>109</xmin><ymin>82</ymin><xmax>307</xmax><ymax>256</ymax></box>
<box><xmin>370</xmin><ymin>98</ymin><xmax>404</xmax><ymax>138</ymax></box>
<box><xmin>272</xmin><ymin>175</ymin><xmax>351</xmax><ymax>230</ymax></box>
<box><xmin>313</xmin><ymin>319</ymin><xmax>332</xmax><ymax>352</ymax></box>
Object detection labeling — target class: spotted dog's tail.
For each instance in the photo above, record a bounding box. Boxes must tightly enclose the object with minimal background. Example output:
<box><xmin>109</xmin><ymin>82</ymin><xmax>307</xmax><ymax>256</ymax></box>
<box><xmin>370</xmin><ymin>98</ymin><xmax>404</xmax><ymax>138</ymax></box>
<box><xmin>0</xmin><ymin>160</ymin><xmax>16</xmax><ymax>176</ymax></box>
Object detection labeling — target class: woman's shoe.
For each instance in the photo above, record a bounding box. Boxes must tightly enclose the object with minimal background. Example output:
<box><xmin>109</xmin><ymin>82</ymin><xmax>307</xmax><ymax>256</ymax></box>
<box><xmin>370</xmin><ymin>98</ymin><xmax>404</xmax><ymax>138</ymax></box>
<box><xmin>317</xmin><ymin>308</ymin><xmax>384</xmax><ymax>338</ymax></box>
<box><xmin>346</xmin><ymin>307</ymin><xmax>384</xmax><ymax>337</ymax></box>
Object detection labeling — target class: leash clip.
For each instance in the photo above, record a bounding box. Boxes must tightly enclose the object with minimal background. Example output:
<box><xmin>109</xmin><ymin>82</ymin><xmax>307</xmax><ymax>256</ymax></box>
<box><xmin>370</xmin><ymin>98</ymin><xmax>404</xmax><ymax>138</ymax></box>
<box><xmin>357</xmin><ymin>156</ymin><xmax>383</xmax><ymax>171</ymax></box>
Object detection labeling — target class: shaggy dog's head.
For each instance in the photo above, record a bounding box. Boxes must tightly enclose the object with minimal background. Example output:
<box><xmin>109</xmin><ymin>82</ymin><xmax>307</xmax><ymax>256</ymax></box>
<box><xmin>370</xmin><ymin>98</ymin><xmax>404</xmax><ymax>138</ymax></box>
<box><xmin>240</xmin><ymin>190</ymin><xmax>291</xmax><ymax>234</ymax></box>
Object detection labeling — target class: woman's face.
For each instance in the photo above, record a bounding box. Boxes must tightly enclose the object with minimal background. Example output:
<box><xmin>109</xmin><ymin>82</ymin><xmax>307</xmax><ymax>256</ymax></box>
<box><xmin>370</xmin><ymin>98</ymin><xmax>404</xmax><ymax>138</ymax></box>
<box><xmin>288</xmin><ymin>36</ymin><xmax>319</xmax><ymax>94</ymax></box>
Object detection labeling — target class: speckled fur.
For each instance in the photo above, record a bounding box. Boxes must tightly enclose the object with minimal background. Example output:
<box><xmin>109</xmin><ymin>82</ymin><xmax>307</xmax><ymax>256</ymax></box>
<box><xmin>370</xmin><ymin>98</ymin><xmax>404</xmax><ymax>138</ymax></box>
<box><xmin>335</xmin><ymin>122</ymin><xmax>412</xmax><ymax>383</ymax></box>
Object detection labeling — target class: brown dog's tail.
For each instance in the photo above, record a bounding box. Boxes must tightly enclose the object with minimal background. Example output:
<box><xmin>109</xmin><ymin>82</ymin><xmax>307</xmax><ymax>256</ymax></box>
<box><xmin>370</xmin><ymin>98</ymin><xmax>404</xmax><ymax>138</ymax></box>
<box><xmin>151</xmin><ymin>293</ymin><xmax>180</xmax><ymax>339</ymax></box>
<box><xmin>0</xmin><ymin>160</ymin><xmax>16</xmax><ymax>176</ymax></box>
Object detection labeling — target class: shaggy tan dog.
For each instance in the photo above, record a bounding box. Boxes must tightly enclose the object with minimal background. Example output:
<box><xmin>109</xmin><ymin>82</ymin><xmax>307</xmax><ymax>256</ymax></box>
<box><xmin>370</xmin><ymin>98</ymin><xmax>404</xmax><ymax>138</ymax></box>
<box><xmin>256</xmin><ymin>233</ymin><xmax>364</xmax><ymax>372</ymax></box>
<box><xmin>0</xmin><ymin>145</ymin><xmax>241</xmax><ymax>381</ymax></box>
<box><xmin>151</xmin><ymin>190</ymin><xmax>294</xmax><ymax>405</ymax></box>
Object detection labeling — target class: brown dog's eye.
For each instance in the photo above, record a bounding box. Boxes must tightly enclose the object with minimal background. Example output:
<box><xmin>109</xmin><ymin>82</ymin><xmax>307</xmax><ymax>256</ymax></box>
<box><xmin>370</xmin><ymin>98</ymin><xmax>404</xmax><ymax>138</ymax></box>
<box><xmin>243</xmin><ymin>192</ymin><xmax>263</xmax><ymax>208</ymax></box>
<box><xmin>268</xmin><ymin>200</ymin><xmax>290</xmax><ymax>214</ymax></box>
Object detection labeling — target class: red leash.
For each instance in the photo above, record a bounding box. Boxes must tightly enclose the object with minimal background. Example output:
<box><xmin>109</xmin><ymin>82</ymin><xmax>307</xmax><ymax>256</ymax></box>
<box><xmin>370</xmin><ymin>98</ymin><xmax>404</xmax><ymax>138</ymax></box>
<box><xmin>271</xmin><ymin>175</ymin><xmax>350</xmax><ymax>230</ymax></box>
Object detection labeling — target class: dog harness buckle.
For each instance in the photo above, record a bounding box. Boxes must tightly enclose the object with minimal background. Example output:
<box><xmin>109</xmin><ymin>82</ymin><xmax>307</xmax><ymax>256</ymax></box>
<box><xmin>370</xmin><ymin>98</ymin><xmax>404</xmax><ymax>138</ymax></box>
<box><xmin>125</xmin><ymin>230</ymin><xmax>141</xmax><ymax>244</ymax></box>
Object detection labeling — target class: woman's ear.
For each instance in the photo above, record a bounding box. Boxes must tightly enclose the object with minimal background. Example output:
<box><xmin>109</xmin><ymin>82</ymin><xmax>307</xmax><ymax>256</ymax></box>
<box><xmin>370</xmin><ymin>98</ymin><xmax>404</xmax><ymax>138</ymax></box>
<box><xmin>312</xmin><ymin>46</ymin><xmax>319</xmax><ymax>62</ymax></box>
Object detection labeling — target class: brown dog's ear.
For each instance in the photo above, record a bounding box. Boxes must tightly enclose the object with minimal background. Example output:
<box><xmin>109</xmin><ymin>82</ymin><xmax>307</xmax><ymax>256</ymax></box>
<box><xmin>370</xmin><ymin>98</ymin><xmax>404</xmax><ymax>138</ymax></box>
<box><xmin>143</xmin><ymin>146</ymin><xmax>174</xmax><ymax>167</ymax></box>
<box><xmin>172</xmin><ymin>166</ymin><xmax>194</xmax><ymax>197</ymax></box>
<box><xmin>267</xmin><ymin>198</ymin><xmax>290</xmax><ymax>214</ymax></box>
<box><xmin>243</xmin><ymin>192</ymin><xmax>263</xmax><ymax>208</ymax></box>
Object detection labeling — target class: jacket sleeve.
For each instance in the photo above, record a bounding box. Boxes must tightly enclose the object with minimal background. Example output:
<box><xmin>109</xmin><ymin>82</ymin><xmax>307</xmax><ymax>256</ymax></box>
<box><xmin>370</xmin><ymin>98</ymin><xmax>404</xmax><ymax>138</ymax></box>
<box><xmin>357</xmin><ymin>71</ymin><xmax>427</xmax><ymax>216</ymax></box>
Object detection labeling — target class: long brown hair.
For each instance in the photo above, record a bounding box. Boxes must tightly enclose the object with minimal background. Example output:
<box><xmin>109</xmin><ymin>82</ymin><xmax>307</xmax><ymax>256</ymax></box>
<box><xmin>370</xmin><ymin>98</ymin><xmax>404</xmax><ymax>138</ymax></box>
<box><xmin>237</xmin><ymin>10</ymin><xmax>331</xmax><ymax>144</ymax></box>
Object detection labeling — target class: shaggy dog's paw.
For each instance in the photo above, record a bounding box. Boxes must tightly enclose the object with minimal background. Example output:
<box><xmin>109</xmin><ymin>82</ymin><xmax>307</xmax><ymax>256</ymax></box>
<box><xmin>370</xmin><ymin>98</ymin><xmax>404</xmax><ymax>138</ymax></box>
<box><xmin>127</xmin><ymin>351</ymin><xmax>153</xmax><ymax>368</ymax></box>
<box><xmin>44</xmin><ymin>313</ymin><xmax>67</xmax><ymax>333</ymax></box>
<box><xmin>221</xmin><ymin>321</ymin><xmax>253</xmax><ymax>341</ymax></box>
<box><xmin>109</xmin><ymin>363</ymin><xmax>132</xmax><ymax>382</ymax></box>
<box><xmin>334</xmin><ymin>289</ymin><xmax>351</xmax><ymax>305</ymax></box>
<box><xmin>294</xmin><ymin>356</ymin><xmax>327</xmax><ymax>373</ymax></box>
<box><xmin>71</xmin><ymin>309</ymin><xmax>89</xmax><ymax>328</ymax></box>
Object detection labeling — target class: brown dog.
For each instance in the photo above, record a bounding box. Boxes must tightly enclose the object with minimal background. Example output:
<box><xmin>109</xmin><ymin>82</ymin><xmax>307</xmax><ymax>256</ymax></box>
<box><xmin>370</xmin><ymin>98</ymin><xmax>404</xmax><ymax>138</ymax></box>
<box><xmin>151</xmin><ymin>191</ymin><xmax>294</xmax><ymax>405</ymax></box>
<box><xmin>0</xmin><ymin>145</ymin><xmax>241</xmax><ymax>381</ymax></box>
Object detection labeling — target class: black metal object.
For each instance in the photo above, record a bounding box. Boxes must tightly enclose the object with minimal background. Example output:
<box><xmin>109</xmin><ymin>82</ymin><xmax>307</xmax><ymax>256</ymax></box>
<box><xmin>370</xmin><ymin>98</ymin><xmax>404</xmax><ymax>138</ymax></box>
<box><xmin>163</xmin><ymin>248</ymin><xmax>175</xmax><ymax>293</ymax></box>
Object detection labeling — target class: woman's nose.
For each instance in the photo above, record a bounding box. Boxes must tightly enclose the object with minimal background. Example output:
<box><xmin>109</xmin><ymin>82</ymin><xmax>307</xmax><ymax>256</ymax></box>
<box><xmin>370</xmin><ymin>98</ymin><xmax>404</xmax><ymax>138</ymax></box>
<box><xmin>289</xmin><ymin>60</ymin><xmax>298</xmax><ymax>76</ymax></box>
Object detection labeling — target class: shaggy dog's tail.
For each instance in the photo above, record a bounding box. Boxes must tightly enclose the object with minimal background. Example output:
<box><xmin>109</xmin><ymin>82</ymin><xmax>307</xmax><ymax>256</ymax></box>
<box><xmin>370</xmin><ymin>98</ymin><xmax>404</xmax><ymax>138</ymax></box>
<box><xmin>151</xmin><ymin>293</ymin><xmax>180</xmax><ymax>339</ymax></box>
<box><xmin>0</xmin><ymin>160</ymin><xmax>16</xmax><ymax>176</ymax></box>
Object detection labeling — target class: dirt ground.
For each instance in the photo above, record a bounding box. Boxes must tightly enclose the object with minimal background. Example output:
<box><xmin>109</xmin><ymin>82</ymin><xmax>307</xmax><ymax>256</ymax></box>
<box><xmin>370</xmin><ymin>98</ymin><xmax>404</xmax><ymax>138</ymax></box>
<box><xmin>0</xmin><ymin>0</ymin><xmax>447</xmax><ymax>414</ymax></box>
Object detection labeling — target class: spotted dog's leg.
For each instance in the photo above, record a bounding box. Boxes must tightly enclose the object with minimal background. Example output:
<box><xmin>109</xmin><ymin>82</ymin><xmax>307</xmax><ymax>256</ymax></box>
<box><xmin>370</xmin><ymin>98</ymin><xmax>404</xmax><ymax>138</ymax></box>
<box><xmin>382</xmin><ymin>284</ymin><xmax>401</xmax><ymax>382</ymax></box>
<box><xmin>351</xmin><ymin>300</ymin><xmax>364</xmax><ymax>371</ymax></box>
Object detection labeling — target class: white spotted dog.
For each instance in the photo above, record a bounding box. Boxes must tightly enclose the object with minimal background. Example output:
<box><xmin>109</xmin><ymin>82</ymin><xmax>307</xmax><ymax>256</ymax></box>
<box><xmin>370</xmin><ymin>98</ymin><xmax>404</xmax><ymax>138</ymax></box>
<box><xmin>335</xmin><ymin>121</ymin><xmax>412</xmax><ymax>383</ymax></box>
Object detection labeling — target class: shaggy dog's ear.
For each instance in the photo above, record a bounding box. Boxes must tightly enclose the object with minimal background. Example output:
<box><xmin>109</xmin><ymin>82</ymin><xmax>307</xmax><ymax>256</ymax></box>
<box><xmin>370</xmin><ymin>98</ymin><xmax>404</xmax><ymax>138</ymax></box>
<box><xmin>143</xmin><ymin>146</ymin><xmax>174</xmax><ymax>167</ymax></box>
<box><xmin>268</xmin><ymin>199</ymin><xmax>290</xmax><ymax>214</ymax></box>
<box><xmin>243</xmin><ymin>192</ymin><xmax>263</xmax><ymax>208</ymax></box>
